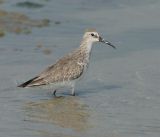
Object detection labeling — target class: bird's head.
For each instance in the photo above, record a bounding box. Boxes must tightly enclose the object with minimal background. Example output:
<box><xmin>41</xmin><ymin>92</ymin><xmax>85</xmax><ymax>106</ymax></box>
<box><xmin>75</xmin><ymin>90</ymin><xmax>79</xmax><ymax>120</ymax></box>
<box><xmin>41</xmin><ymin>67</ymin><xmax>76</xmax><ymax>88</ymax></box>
<box><xmin>83</xmin><ymin>29</ymin><xmax>116</xmax><ymax>49</ymax></box>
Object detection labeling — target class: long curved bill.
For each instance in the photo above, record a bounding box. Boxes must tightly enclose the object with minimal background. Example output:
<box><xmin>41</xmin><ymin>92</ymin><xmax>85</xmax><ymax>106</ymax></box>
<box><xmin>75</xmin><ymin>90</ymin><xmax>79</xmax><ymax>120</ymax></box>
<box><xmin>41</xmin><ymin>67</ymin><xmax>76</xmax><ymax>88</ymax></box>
<box><xmin>99</xmin><ymin>36</ymin><xmax>116</xmax><ymax>49</ymax></box>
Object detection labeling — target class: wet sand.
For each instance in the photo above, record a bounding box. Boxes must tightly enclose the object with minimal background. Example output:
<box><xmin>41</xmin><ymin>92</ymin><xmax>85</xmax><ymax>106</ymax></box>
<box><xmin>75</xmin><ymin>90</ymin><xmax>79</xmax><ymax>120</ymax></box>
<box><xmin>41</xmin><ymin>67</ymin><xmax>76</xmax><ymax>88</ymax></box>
<box><xmin>0</xmin><ymin>0</ymin><xmax>160</xmax><ymax>137</ymax></box>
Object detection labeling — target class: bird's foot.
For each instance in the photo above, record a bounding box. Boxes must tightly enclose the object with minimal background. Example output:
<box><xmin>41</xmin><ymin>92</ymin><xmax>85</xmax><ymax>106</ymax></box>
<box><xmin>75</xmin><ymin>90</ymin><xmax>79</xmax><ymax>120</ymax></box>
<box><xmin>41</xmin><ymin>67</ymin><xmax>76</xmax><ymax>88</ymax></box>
<box><xmin>72</xmin><ymin>92</ymin><xmax>75</xmax><ymax>96</ymax></box>
<box><xmin>52</xmin><ymin>90</ymin><xmax>63</xmax><ymax>98</ymax></box>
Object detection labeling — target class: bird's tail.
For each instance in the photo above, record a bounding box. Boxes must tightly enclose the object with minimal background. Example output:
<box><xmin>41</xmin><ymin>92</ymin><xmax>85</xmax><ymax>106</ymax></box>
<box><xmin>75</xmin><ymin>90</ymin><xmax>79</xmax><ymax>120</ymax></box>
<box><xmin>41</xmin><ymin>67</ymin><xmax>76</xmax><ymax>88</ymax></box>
<box><xmin>17</xmin><ymin>77</ymin><xmax>38</xmax><ymax>88</ymax></box>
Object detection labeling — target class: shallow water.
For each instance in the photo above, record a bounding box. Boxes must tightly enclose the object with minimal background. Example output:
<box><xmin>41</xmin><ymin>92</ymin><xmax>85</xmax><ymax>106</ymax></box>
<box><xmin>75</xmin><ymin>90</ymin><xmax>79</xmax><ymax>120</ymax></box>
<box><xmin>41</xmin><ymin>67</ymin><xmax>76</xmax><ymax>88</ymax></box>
<box><xmin>1</xmin><ymin>0</ymin><xmax>160</xmax><ymax>137</ymax></box>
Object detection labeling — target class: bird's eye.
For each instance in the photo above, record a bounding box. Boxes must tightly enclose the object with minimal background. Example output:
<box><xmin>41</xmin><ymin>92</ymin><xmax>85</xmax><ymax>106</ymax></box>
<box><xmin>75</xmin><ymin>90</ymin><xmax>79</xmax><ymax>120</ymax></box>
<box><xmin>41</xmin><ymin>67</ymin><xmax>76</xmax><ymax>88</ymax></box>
<box><xmin>91</xmin><ymin>33</ymin><xmax>94</xmax><ymax>36</ymax></box>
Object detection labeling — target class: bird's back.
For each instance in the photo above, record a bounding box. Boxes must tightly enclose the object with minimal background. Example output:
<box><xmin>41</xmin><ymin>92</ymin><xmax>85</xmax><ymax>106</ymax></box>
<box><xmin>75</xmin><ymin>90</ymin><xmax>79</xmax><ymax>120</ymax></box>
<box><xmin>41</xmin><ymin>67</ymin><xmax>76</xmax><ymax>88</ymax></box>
<box><xmin>18</xmin><ymin>48</ymin><xmax>89</xmax><ymax>87</ymax></box>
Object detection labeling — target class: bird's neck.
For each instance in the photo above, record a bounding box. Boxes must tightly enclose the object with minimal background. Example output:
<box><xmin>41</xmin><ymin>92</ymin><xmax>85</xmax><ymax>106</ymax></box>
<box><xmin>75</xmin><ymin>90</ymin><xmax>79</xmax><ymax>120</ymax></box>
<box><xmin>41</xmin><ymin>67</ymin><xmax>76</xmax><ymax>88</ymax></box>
<box><xmin>80</xmin><ymin>39</ymin><xmax>93</xmax><ymax>54</ymax></box>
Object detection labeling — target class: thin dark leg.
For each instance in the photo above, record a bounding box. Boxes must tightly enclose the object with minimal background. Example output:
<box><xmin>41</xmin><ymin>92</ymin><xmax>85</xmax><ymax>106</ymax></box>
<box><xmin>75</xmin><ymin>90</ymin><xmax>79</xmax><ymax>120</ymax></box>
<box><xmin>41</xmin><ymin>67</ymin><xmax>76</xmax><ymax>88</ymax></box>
<box><xmin>52</xmin><ymin>90</ymin><xmax>56</xmax><ymax>96</ymax></box>
<box><xmin>52</xmin><ymin>90</ymin><xmax>63</xmax><ymax>98</ymax></box>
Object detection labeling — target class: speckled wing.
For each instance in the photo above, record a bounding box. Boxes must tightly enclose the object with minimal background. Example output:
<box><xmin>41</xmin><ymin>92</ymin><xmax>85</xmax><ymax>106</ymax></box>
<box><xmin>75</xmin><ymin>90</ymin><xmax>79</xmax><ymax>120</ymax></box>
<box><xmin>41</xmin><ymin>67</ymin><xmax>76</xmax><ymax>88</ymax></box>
<box><xmin>18</xmin><ymin>54</ymin><xmax>84</xmax><ymax>87</ymax></box>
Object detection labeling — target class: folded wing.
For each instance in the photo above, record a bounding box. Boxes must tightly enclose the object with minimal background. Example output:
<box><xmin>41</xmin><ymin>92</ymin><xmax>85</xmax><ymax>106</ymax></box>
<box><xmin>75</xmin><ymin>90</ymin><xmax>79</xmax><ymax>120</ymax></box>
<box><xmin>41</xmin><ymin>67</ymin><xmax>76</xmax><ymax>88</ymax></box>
<box><xmin>18</xmin><ymin>55</ymin><xmax>84</xmax><ymax>87</ymax></box>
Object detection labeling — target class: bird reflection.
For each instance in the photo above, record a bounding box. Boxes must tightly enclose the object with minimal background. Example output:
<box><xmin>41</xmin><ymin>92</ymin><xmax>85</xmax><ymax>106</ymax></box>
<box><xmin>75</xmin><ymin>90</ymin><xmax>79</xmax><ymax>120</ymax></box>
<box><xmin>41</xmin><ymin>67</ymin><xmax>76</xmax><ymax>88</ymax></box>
<box><xmin>24</xmin><ymin>96</ymin><xmax>90</xmax><ymax>131</ymax></box>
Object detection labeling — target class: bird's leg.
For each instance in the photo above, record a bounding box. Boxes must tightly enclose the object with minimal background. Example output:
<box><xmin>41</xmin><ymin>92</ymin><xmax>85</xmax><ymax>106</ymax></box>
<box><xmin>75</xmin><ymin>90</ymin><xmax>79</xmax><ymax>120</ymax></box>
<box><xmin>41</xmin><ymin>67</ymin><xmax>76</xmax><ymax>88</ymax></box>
<box><xmin>52</xmin><ymin>90</ymin><xmax>63</xmax><ymax>98</ymax></box>
<box><xmin>71</xmin><ymin>86</ymin><xmax>75</xmax><ymax>96</ymax></box>
<box><xmin>52</xmin><ymin>90</ymin><xmax>57</xmax><ymax>96</ymax></box>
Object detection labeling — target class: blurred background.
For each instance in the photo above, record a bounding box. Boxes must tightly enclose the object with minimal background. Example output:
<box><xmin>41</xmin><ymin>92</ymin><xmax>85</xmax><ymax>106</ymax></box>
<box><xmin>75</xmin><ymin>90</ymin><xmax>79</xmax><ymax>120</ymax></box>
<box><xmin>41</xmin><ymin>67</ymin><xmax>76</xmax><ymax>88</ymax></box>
<box><xmin>0</xmin><ymin>0</ymin><xmax>160</xmax><ymax>137</ymax></box>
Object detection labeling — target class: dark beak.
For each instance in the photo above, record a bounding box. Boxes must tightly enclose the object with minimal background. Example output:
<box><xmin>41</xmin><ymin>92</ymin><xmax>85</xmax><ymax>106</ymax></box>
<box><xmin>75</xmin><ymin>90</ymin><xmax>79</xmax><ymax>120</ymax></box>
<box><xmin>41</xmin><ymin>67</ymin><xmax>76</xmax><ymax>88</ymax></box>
<box><xmin>99</xmin><ymin>36</ymin><xmax>116</xmax><ymax>49</ymax></box>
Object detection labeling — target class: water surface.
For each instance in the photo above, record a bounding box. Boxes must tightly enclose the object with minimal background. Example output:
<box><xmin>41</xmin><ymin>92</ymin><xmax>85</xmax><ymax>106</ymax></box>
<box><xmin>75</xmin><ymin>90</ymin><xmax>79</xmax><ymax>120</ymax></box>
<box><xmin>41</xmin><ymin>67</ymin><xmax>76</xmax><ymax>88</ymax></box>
<box><xmin>0</xmin><ymin>0</ymin><xmax>160</xmax><ymax>137</ymax></box>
